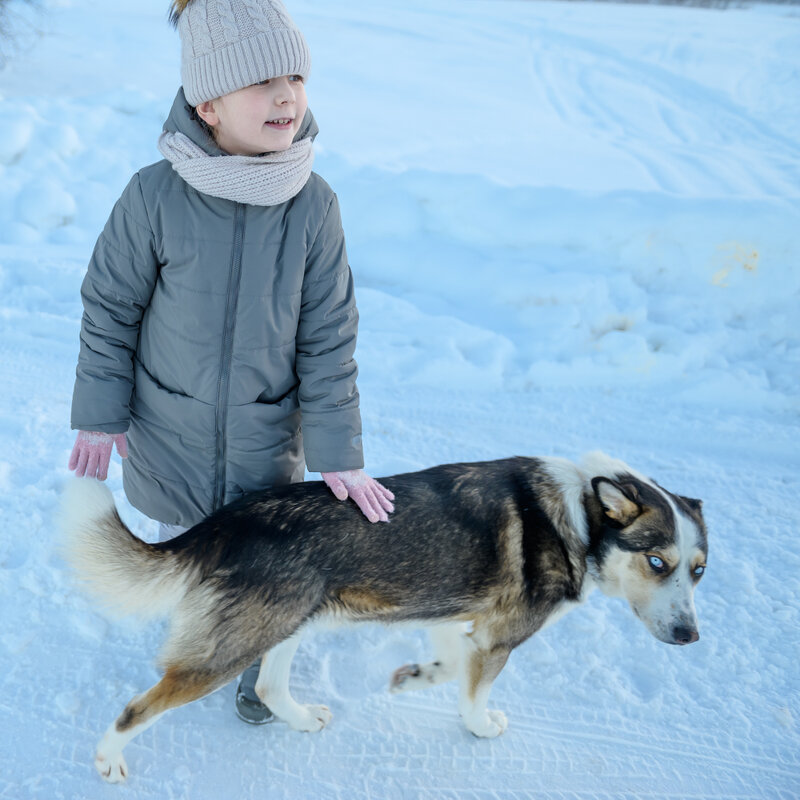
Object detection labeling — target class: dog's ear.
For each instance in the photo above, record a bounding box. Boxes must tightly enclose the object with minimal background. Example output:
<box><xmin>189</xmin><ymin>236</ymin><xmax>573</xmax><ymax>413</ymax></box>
<box><xmin>679</xmin><ymin>495</ymin><xmax>703</xmax><ymax>514</ymax></box>
<box><xmin>591</xmin><ymin>477</ymin><xmax>642</xmax><ymax>526</ymax></box>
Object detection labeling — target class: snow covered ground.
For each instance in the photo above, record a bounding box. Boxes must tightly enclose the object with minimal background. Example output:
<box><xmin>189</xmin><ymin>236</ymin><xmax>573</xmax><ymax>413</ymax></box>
<box><xmin>1</xmin><ymin>0</ymin><xmax>799</xmax><ymax>797</ymax></box>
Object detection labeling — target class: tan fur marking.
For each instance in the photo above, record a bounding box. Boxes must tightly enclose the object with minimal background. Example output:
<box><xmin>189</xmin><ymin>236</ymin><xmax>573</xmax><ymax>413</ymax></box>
<box><xmin>595</xmin><ymin>480</ymin><xmax>641</xmax><ymax>525</ymax></box>
<box><xmin>633</xmin><ymin>555</ymin><xmax>654</xmax><ymax>582</ymax></box>
<box><xmin>335</xmin><ymin>587</ymin><xmax>399</xmax><ymax>616</ymax></box>
<box><xmin>466</xmin><ymin>646</ymin><xmax>510</xmax><ymax>701</ymax></box>
<box><xmin>606</xmin><ymin>502</ymin><xmax>639</xmax><ymax>525</ymax></box>
<box><xmin>492</xmin><ymin>514</ymin><xmax>526</xmax><ymax>603</ymax></box>
<box><xmin>634</xmin><ymin>544</ymin><xmax>679</xmax><ymax>581</ymax></box>
<box><xmin>115</xmin><ymin>667</ymin><xmax>217</xmax><ymax>733</ymax></box>
<box><xmin>617</xmin><ymin>553</ymin><xmax>651</xmax><ymax>612</ymax></box>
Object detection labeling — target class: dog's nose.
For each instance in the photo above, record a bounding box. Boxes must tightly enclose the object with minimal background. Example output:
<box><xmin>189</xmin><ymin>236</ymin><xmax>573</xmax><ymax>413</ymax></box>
<box><xmin>671</xmin><ymin>625</ymin><xmax>699</xmax><ymax>645</ymax></box>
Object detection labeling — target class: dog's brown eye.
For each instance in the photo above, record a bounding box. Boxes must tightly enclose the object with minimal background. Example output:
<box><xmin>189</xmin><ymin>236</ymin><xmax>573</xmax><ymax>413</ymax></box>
<box><xmin>648</xmin><ymin>555</ymin><xmax>666</xmax><ymax>573</ymax></box>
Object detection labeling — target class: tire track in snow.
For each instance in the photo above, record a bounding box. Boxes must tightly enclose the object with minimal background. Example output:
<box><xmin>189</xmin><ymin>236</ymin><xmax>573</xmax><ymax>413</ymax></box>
<box><xmin>523</xmin><ymin>22</ymin><xmax>800</xmax><ymax>196</ymax></box>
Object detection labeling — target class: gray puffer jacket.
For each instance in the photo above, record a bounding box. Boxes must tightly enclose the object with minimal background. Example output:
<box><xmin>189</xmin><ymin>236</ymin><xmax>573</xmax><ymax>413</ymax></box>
<box><xmin>71</xmin><ymin>89</ymin><xmax>363</xmax><ymax>526</ymax></box>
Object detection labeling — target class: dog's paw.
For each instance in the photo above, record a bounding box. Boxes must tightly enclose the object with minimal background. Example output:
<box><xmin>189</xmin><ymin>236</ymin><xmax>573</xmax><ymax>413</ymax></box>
<box><xmin>390</xmin><ymin>660</ymin><xmax>455</xmax><ymax>693</ymax></box>
<box><xmin>465</xmin><ymin>709</ymin><xmax>508</xmax><ymax>739</ymax></box>
<box><xmin>389</xmin><ymin>663</ymin><xmax>422</xmax><ymax>693</ymax></box>
<box><xmin>289</xmin><ymin>704</ymin><xmax>332</xmax><ymax>733</ymax></box>
<box><xmin>95</xmin><ymin>750</ymin><xmax>128</xmax><ymax>783</ymax></box>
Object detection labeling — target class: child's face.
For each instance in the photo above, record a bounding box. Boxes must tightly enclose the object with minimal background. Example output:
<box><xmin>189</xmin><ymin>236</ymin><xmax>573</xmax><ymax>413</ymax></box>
<box><xmin>196</xmin><ymin>75</ymin><xmax>308</xmax><ymax>156</ymax></box>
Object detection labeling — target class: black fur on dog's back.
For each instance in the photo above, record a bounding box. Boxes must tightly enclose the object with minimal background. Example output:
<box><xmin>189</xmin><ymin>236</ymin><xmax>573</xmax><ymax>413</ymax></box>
<box><xmin>160</xmin><ymin>458</ymin><xmax>588</xmax><ymax>641</ymax></box>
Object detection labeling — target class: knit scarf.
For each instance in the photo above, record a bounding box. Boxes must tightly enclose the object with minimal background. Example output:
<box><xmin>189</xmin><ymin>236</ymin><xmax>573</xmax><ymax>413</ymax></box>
<box><xmin>157</xmin><ymin>130</ymin><xmax>314</xmax><ymax>206</ymax></box>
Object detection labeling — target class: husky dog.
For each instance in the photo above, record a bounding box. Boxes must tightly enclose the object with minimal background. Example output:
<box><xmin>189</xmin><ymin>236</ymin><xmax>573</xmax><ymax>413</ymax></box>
<box><xmin>60</xmin><ymin>452</ymin><xmax>707</xmax><ymax>783</ymax></box>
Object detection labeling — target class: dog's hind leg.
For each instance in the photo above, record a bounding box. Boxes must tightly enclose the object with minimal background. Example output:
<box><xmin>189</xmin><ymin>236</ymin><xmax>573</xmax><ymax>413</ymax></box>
<box><xmin>389</xmin><ymin>621</ymin><xmax>466</xmax><ymax>693</ymax></box>
<box><xmin>457</xmin><ymin>629</ymin><xmax>511</xmax><ymax>738</ymax></box>
<box><xmin>255</xmin><ymin>633</ymin><xmax>332</xmax><ymax>732</ymax></box>
<box><xmin>94</xmin><ymin>663</ymin><xmax>241</xmax><ymax>783</ymax></box>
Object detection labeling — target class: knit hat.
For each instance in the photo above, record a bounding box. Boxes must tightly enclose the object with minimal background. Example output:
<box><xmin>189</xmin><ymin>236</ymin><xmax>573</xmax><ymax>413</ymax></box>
<box><xmin>171</xmin><ymin>0</ymin><xmax>311</xmax><ymax>106</ymax></box>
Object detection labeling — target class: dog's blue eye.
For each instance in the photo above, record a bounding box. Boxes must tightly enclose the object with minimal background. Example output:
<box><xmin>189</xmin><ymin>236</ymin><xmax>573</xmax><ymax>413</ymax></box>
<box><xmin>693</xmin><ymin>565</ymin><xmax>706</xmax><ymax>577</ymax></box>
<box><xmin>648</xmin><ymin>555</ymin><xmax>665</xmax><ymax>573</ymax></box>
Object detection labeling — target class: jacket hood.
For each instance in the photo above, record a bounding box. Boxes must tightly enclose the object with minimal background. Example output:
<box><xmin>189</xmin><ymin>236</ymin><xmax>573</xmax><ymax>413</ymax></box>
<box><xmin>163</xmin><ymin>87</ymin><xmax>319</xmax><ymax>156</ymax></box>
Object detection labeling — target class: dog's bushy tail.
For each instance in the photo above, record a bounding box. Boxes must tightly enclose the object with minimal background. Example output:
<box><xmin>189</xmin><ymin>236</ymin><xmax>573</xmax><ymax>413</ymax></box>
<box><xmin>60</xmin><ymin>479</ymin><xmax>193</xmax><ymax>621</ymax></box>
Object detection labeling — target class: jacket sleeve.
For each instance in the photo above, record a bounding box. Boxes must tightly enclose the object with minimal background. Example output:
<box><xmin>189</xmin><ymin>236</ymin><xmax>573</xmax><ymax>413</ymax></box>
<box><xmin>296</xmin><ymin>193</ymin><xmax>364</xmax><ymax>473</ymax></box>
<box><xmin>70</xmin><ymin>173</ymin><xmax>159</xmax><ymax>434</ymax></box>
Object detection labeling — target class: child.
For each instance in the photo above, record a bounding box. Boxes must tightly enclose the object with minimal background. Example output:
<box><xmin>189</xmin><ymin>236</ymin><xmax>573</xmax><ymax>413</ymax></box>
<box><xmin>68</xmin><ymin>0</ymin><xmax>394</xmax><ymax>724</ymax></box>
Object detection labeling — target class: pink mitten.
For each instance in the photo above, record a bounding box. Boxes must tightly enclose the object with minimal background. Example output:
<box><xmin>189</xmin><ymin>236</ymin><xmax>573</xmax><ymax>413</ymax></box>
<box><xmin>68</xmin><ymin>431</ymin><xmax>128</xmax><ymax>481</ymax></box>
<box><xmin>321</xmin><ymin>469</ymin><xmax>395</xmax><ymax>523</ymax></box>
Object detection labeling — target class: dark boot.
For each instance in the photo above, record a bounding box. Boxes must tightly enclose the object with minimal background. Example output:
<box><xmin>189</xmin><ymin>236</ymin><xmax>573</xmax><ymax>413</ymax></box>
<box><xmin>235</xmin><ymin>661</ymin><xmax>274</xmax><ymax>725</ymax></box>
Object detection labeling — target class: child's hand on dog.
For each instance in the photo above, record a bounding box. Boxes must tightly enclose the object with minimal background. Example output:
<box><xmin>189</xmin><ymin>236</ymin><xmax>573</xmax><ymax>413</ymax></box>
<box><xmin>322</xmin><ymin>470</ymin><xmax>395</xmax><ymax>522</ymax></box>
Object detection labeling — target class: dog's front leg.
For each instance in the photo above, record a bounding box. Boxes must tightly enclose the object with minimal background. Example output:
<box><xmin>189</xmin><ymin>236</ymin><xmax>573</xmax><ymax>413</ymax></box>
<box><xmin>458</xmin><ymin>636</ymin><xmax>510</xmax><ymax>738</ymax></box>
<box><xmin>390</xmin><ymin>621</ymin><xmax>466</xmax><ymax>693</ymax></box>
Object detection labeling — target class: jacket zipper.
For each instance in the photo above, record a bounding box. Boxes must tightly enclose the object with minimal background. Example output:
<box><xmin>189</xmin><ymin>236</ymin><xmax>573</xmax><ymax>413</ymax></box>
<box><xmin>214</xmin><ymin>202</ymin><xmax>246</xmax><ymax>511</ymax></box>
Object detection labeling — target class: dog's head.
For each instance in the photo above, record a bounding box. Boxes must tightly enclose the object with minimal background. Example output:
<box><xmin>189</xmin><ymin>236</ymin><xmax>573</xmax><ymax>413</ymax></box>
<box><xmin>583</xmin><ymin>454</ymin><xmax>707</xmax><ymax>646</ymax></box>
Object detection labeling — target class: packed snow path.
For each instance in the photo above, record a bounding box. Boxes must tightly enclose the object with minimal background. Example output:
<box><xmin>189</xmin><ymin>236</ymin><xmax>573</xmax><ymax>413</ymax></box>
<box><xmin>1</xmin><ymin>1</ymin><xmax>799</xmax><ymax>798</ymax></box>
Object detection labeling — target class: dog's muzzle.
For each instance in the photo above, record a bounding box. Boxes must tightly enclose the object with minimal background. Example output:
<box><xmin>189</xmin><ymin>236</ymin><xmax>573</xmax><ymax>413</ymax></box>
<box><xmin>670</xmin><ymin>624</ymin><xmax>699</xmax><ymax>645</ymax></box>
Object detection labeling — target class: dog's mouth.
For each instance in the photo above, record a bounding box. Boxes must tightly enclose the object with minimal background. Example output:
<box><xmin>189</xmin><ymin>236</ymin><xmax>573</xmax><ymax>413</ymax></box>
<box><xmin>641</xmin><ymin>614</ymin><xmax>700</xmax><ymax>645</ymax></box>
